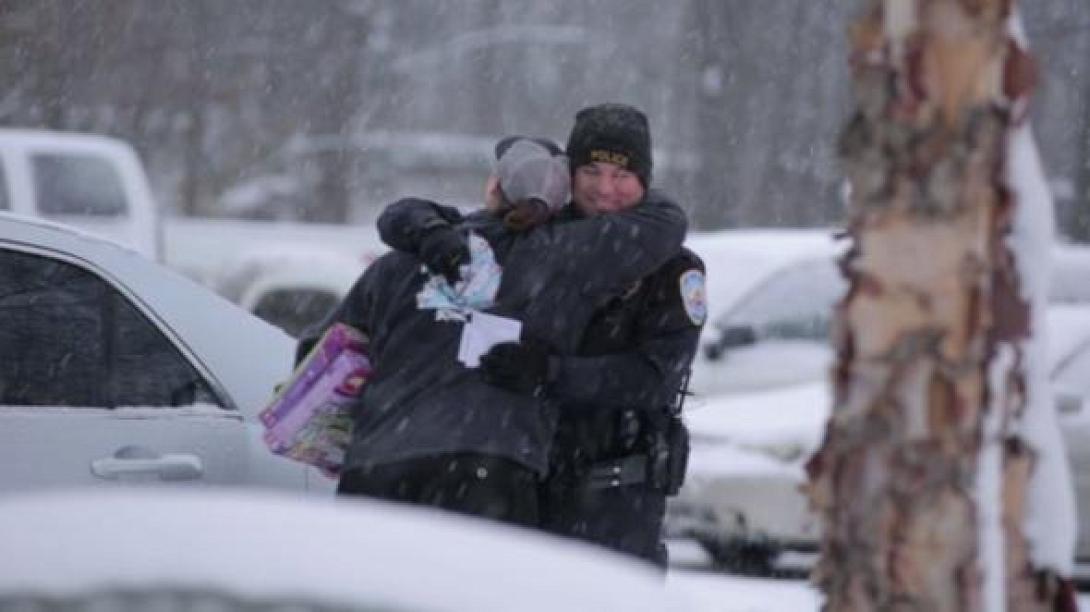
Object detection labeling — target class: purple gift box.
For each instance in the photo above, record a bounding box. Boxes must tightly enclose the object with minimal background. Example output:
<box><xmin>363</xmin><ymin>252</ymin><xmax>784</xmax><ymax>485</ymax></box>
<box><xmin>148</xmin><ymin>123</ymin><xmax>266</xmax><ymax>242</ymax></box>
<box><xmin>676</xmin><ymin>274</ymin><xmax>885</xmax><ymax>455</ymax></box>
<box><xmin>260</xmin><ymin>323</ymin><xmax>371</xmax><ymax>472</ymax></box>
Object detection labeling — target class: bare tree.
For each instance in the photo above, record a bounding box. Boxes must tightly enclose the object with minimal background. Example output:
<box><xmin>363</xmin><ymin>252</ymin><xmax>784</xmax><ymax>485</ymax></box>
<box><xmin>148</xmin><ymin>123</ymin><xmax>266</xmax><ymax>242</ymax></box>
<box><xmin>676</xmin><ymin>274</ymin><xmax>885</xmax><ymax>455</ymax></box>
<box><xmin>297</xmin><ymin>1</ymin><xmax>371</xmax><ymax>223</ymax></box>
<box><xmin>806</xmin><ymin>1</ymin><xmax>1076</xmax><ymax>610</ymax></box>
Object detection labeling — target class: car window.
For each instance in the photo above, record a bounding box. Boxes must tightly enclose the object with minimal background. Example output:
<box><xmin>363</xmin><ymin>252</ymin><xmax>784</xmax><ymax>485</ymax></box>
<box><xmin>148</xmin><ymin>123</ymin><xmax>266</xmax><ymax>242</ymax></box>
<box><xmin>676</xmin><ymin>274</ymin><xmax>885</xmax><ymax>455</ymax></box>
<box><xmin>0</xmin><ymin>249</ymin><xmax>221</xmax><ymax>408</ymax></box>
<box><xmin>32</xmin><ymin>153</ymin><xmax>128</xmax><ymax>217</ymax></box>
<box><xmin>719</xmin><ymin>259</ymin><xmax>845</xmax><ymax>341</ymax></box>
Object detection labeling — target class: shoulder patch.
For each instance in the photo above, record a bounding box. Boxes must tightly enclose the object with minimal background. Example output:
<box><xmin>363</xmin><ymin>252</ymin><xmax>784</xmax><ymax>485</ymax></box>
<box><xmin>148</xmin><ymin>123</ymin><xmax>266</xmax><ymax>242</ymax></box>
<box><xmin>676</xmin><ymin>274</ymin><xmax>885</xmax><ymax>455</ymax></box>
<box><xmin>678</xmin><ymin>269</ymin><xmax>706</xmax><ymax>326</ymax></box>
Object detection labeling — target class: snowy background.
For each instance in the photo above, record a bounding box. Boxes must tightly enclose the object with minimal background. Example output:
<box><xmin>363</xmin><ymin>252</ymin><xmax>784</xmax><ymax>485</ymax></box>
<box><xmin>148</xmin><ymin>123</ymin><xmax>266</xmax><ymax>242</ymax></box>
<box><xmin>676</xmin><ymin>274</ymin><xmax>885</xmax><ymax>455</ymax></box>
<box><xmin>2</xmin><ymin>1</ymin><xmax>1090</xmax><ymax>609</ymax></box>
<box><xmin>1</xmin><ymin>0</ymin><xmax>1088</xmax><ymax>236</ymax></box>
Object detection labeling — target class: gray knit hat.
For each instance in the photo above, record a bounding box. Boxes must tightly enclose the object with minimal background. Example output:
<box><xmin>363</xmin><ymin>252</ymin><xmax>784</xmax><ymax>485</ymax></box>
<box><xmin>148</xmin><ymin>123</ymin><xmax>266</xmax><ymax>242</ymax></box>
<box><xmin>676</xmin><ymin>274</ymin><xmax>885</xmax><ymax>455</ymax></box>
<box><xmin>493</xmin><ymin>136</ymin><xmax>571</xmax><ymax>211</ymax></box>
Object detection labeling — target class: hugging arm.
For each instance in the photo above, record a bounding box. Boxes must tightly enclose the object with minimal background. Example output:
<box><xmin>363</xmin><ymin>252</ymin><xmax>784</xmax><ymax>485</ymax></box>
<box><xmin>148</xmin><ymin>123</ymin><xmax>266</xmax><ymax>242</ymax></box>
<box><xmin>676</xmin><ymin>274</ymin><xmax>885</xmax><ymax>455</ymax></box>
<box><xmin>376</xmin><ymin>198</ymin><xmax>469</xmax><ymax>283</ymax></box>
<box><xmin>551</xmin><ymin>189</ymin><xmax>688</xmax><ymax>297</ymax></box>
<box><xmin>483</xmin><ymin>255</ymin><xmax>706</xmax><ymax>411</ymax></box>
<box><xmin>546</xmin><ymin>330</ymin><xmax>699</xmax><ymax>413</ymax></box>
<box><xmin>377</xmin><ymin>197</ymin><xmax>466</xmax><ymax>253</ymax></box>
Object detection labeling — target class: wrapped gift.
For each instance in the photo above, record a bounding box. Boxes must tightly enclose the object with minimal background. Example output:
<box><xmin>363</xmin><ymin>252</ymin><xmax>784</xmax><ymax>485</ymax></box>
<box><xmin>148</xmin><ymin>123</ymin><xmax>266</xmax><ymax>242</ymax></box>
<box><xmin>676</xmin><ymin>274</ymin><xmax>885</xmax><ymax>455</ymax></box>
<box><xmin>416</xmin><ymin>232</ymin><xmax>501</xmax><ymax>321</ymax></box>
<box><xmin>260</xmin><ymin>323</ymin><xmax>371</xmax><ymax>473</ymax></box>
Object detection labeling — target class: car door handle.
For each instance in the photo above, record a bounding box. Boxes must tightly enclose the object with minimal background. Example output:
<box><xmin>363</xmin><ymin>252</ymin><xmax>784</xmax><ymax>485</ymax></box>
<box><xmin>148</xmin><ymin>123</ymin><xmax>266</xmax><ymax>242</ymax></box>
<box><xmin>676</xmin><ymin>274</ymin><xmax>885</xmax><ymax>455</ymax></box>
<box><xmin>92</xmin><ymin>448</ymin><xmax>204</xmax><ymax>481</ymax></box>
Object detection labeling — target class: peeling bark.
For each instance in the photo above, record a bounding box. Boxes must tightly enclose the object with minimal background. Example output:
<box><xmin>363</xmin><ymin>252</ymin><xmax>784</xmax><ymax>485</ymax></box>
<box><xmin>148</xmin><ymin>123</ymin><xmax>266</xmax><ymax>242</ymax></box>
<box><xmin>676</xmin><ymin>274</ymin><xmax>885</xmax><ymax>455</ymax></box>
<box><xmin>805</xmin><ymin>1</ymin><xmax>1071</xmax><ymax>610</ymax></box>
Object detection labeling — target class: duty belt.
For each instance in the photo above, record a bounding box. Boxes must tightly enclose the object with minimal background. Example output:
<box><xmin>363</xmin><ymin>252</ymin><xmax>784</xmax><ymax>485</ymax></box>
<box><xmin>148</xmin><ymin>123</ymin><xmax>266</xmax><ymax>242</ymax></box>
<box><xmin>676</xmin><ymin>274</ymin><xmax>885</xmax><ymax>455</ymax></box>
<box><xmin>586</xmin><ymin>455</ymin><xmax>648</xmax><ymax>490</ymax></box>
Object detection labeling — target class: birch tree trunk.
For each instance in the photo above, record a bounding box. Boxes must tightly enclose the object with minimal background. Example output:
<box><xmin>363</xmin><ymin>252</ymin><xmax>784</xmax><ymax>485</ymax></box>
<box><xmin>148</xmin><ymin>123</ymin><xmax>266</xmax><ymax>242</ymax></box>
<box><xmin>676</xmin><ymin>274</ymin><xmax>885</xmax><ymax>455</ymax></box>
<box><xmin>805</xmin><ymin>1</ymin><xmax>1076</xmax><ymax>610</ymax></box>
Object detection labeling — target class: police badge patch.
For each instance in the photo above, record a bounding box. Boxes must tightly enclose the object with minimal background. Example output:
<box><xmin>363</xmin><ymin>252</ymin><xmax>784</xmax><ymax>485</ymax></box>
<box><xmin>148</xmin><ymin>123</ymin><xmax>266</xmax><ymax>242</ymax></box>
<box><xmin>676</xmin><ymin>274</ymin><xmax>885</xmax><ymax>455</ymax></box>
<box><xmin>678</xmin><ymin>269</ymin><xmax>707</xmax><ymax>326</ymax></box>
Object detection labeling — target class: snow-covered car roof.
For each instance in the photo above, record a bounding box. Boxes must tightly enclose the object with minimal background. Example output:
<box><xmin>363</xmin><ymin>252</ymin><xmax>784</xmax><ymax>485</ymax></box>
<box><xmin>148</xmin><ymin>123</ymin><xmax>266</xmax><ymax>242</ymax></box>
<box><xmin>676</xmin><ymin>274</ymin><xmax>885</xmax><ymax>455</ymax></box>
<box><xmin>162</xmin><ymin>217</ymin><xmax>385</xmax><ymax>288</ymax></box>
<box><xmin>0</xmin><ymin>489</ymin><xmax>689</xmax><ymax>612</ymax></box>
<box><xmin>0</xmin><ymin>212</ymin><xmax>294</xmax><ymax>415</ymax></box>
<box><xmin>687</xmin><ymin>230</ymin><xmax>1089</xmax><ymax>350</ymax></box>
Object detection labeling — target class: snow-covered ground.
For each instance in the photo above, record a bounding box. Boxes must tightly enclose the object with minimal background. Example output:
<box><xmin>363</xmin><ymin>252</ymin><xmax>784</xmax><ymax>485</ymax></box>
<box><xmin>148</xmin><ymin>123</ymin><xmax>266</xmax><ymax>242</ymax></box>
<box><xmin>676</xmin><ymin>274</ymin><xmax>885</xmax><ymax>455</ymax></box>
<box><xmin>664</xmin><ymin>539</ymin><xmax>1090</xmax><ymax>611</ymax></box>
<box><xmin>666</xmin><ymin>539</ymin><xmax>819</xmax><ymax>611</ymax></box>
<box><xmin>669</xmin><ymin>571</ymin><xmax>820</xmax><ymax>612</ymax></box>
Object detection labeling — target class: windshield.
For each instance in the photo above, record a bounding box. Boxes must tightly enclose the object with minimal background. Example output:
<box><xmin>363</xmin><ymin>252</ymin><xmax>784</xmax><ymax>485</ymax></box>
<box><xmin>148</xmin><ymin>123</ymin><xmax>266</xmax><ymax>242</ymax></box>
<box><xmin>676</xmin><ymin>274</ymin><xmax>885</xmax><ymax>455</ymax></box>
<box><xmin>717</xmin><ymin>258</ymin><xmax>845</xmax><ymax>341</ymax></box>
<box><xmin>33</xmin><ymin>153</ymin><xmax>128</xmax><ymax>217</ymax></box>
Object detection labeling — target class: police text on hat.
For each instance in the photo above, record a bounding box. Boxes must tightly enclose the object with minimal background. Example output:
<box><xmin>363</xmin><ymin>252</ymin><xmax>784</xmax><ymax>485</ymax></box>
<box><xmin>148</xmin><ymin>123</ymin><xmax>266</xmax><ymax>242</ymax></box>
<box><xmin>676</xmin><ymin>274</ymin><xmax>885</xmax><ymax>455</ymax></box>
<box><xmin>565</xmin><ymin>103</ymin><xmax>652</xmax><ymax>187</ymax></box>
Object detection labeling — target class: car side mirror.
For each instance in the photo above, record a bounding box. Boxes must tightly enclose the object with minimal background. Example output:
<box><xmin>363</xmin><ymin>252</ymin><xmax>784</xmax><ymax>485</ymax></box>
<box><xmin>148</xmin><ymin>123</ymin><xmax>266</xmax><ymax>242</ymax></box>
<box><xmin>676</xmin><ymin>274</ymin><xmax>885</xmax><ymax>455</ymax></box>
<box><xmin>703</xmin><ymin>325</ymin><xmax>757</xmax><ymax>361</ymax></box>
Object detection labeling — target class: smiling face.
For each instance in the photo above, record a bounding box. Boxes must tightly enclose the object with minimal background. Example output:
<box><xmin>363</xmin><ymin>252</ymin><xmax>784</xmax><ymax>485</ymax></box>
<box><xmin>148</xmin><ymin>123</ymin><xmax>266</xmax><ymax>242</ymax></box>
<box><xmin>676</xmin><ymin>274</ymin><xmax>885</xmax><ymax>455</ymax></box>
<box><xmin>571</xmin><ymin>161</ymin><xmax>646</xmax><ymax>217</ymax></box>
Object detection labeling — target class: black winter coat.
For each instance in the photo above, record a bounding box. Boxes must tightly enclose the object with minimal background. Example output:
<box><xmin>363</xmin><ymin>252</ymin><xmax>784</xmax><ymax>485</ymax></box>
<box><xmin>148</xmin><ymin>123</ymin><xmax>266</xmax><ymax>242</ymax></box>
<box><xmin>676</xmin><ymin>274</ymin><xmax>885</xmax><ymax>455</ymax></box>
<box><xmin>309</xmin><ymin>191</ymin><xmax>687</xmax><ymax>475</ymax></box>
<box><xmin>546</xmin><ymin>244</ymin><xmax>706</xmax><ymax>478</ymax></box>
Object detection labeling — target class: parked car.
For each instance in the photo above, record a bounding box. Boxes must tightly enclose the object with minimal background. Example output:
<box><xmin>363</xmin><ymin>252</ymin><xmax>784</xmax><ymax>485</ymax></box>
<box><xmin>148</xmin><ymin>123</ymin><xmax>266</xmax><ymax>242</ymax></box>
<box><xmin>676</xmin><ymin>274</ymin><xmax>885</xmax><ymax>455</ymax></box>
<box><xmin>684</xmin><ymin>229</ymin><xmax>840</xmax><ymax>346</ymax></box>
<box><xmin>670</xmin><ymin>240</ymin><xmax>1090</xmax><ymax>574</ymax></box>
<box><xmin>687</xmin><ymin>238</ymin><xmax>1090</xmax><ymax>400</ymax></box>
<box><xmin>0</xmin><ymin>212</ymin><xmax>329</xmax><ymax>493</ymax></box>
<box><xmin>210</xmin><ymin>245</ymin><xmax>368</xmax><ymax>337</ymax></box>
<box><xmin>1050</xmin><ymin>304</ymin><xmax>1090</xmax><ymax>561</ymax></box>
<box><xmin>669</xmin><ymin>303</ymin><xmax>1090</xmax><ymax>573</ymax></box>
<box><xmin>0</xmin><ymin>488</ymin><xmax>690</xmax><ymax>612</ymax></box>
<box><xmin>688</xmin><ymin>252</ymin><xmax>843</xmax><ymax>398</ymax></box>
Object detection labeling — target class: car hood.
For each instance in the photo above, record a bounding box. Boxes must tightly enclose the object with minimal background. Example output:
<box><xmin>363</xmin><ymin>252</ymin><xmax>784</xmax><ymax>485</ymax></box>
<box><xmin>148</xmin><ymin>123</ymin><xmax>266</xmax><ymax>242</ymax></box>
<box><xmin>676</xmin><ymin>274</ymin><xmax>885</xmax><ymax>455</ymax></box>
<box><xmin>0</xmin><ymin>489</ymin><xmax>688</xmax><ymax>612</ymax></box>
<box><xmin>686</xmin><ymin>382</ymin><xmax>830</xmax><ymax>463</ymax></box>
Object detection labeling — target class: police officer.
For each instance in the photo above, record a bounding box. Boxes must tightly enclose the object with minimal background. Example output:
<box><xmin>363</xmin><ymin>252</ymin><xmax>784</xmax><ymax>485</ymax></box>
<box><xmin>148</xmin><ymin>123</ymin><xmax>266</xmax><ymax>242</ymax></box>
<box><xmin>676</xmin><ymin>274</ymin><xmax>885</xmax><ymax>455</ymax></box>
<box><xmin>483</xmin><ymin>104</ymin><xmax>706</xmax><ymax>566</ymax></box>
<box><xmin>304</xmin><ymin>135</ymin><xmax>688</xmax><ymax>528</ymax></box>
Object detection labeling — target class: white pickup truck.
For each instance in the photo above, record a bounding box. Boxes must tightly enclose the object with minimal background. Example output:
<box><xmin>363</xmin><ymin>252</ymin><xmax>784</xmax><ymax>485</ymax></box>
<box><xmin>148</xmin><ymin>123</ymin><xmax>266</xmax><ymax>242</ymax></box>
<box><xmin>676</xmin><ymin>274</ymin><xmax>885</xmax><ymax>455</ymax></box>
<box><xmin>0</xmin><ymin>128</ymin><xmax>382</xmax><ymax>335</ymax></box>
<box><xmin>163</xmin><ymin>218</ymin><xmax>382</xmax><ymax>336</ymax></box>
<box><xmin>0</xmin><ymin>129</ymin><xmax>161</xmax><ymax>260</ymax></box>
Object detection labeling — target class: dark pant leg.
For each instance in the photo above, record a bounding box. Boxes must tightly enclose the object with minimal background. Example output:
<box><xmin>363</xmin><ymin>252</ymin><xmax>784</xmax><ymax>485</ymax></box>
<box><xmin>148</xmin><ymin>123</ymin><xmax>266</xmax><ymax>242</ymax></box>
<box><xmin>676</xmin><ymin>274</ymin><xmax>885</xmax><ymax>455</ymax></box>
<box><xmin>338</xmin><ymin>453</ymin><xmax>539</xmax><ymax>528</ymax></box>
<box><xmin>429</xmin><ymin>453</ymin><xmax>540</xmax><ymax>525</ymax></box>
<box><xmin>540</xmin><ymin>479</ymin><xmax>667</xmax><ymax>568</ymax></box>
<box><xmin>337</xmin><ymin>459</ymin><xmax>420</xmax><ymax>499</ymax></box>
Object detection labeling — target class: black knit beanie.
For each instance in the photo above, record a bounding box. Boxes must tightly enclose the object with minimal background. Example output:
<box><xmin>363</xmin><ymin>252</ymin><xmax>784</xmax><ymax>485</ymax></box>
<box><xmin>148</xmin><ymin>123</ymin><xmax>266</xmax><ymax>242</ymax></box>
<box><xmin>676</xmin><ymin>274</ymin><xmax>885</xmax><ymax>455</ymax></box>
<box><xmin>565</xmin><ymin>103</ymin><xmax>652</xmax><ymax>187</ymax></box>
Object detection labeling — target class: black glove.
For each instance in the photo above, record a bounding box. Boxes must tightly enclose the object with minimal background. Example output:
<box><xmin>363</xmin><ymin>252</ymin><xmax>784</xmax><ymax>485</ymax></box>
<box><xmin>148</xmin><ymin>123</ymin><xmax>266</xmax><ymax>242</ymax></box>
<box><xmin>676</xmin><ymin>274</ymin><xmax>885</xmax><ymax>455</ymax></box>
<box><xmin>479</xmin><ymin>339</ymin><xmax>553</xmax><ymax>396</ymax></box>
<box><xmin>418</xmin><ymin>225</ymin><xmax>470</xmax><ymax>285</ymax></box>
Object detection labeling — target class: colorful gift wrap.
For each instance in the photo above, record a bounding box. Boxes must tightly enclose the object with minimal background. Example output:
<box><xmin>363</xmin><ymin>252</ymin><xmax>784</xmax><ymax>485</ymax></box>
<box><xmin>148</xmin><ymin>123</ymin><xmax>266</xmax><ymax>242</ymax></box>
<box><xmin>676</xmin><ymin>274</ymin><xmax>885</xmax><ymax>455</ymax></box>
<box><xmin>259</xmin><ymin>323</ymin><xmax>371</xmax><ymax>473</ymax></box>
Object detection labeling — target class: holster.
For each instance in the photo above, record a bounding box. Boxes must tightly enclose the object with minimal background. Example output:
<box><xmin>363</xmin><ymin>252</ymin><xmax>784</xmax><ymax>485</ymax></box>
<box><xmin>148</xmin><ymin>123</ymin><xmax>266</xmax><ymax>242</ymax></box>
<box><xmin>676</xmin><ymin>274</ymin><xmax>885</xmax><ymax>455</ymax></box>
<box><xmin>662</xmin><ymin>415</ymin><xmax>689</xmax><ymax>495</ymax></box>
<box><xmin>585</xmin><ymin>415</ymin><xmax>690</xmax><ymax>494</ymax></box>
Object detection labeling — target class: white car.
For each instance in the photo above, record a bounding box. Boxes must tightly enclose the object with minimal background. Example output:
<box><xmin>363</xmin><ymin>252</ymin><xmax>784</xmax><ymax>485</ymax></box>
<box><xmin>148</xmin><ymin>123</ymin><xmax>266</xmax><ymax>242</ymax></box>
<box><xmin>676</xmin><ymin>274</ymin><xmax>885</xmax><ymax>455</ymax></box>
<box><xmin>0</xmin><ymin>488</ymin><xmax>690</xmax><ymax>612</ymax></box>
<box><xmin>670</xmin><ymin>241</ymin><xmax>1090</xmax><ymax>573</ymax></box>
<box><xmin>688</xmin><ymin>237</ymin><xmax>1090</xmax><ymax>399</ymax></box>
<box><xmin>0</xmin><ymin>212</ymin><xmax>327</xmax><ymax>493</ymax></box>
<box><xmin>162</xmin><ymin>217</ymin><xmax>385</xmax><ymax>337</ymax></box>
<box><xmin>684</xmin><ymin>229</ymin><xmax>840</xmax><ymax>346</ymax></box>
<box><xmin>670</xmin><ymin>303</ymin><xmax>1090</xmax><ymax>573</ymax></box>
<box><xmin>1050</xmin><ymin>305</ymin><xmax>1090</xmax><ymax>562</ymax></box>
<box><xmin>688</xmin><ymin>252</ymin><xmax>843</xmax><ymax>398</ymax></box>
<box><xmin>211</xmin><ymin>246</ymin><xmax>367</xmax><ymax>337</ymax></box>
